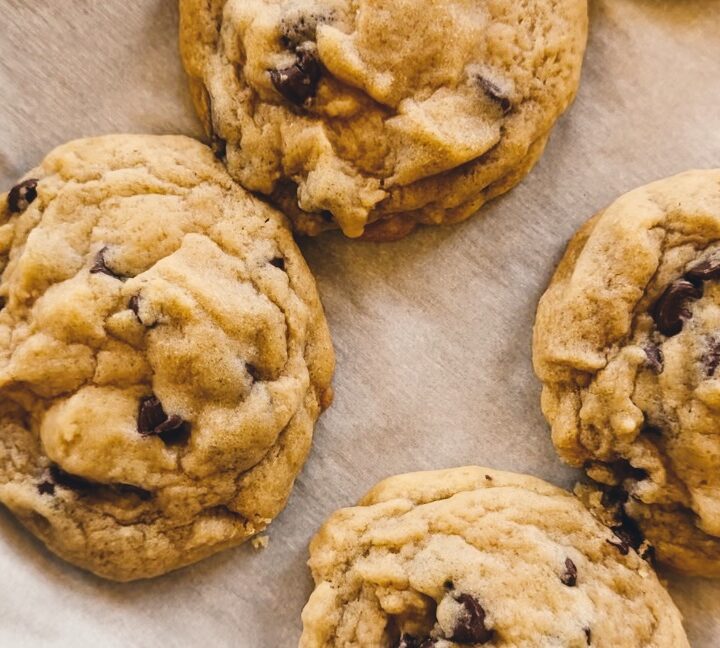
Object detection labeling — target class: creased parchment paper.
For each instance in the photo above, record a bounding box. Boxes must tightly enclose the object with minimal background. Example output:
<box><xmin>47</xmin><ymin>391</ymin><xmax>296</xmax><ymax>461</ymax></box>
<box><xmin>1</xmin><ymin>0</ymin><xmax>719</xmax><ymax>645</ymax></box>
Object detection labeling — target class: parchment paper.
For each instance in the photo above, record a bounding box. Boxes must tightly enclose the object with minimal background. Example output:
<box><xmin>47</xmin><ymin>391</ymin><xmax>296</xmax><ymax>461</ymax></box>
<box><xmin>1</xmin><ymin>1</ymin><xmax>719</xmax><ymax>645</ymax></box>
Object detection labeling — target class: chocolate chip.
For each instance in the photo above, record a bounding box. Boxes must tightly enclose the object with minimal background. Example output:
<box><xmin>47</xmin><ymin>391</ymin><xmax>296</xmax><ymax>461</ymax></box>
<box><xmin>37</xmin><ymin>480</ymin><xmax>55</xmax><ymax>496</ymax></box>
<box><xmin>561</xmin><ymin>557</ymin><xmax>578</xmax><ymax>586</ymax></box>
<box><xmin>270</xmin><ymin>257</ymin><xmax>285</xmax><ymax>270</ymax></box>
<box><xmin>606</xmin><ymin>537</ymin><xmax>630</xmax><ymax>555</ymax></box>
<box><xmin>450</xmin><ymin>593</ymin><xmax>494</xmax><ymax>644</ymax></box>
<box><xmin>639</xmin><ymin>543</ymin><xmax>656</xmax><ymax>564</ymax></box>
<box><xmin>320</xmin><ymin>210</ymin><xmax>334</xmax><ymax>223</ymax></box>
<box><xmin>477</xmin><ymin>77</ymin><xmax>512</xmax><ymax>114</ymax></box>
<box><xmin>652</xmin><ymin>279</ymin><xmax>702</xmax><ymax>336</ymax></box>
<box><xmin>7</xmin><ymin>178</ymin><xmax>38</xmax><ymax>213</ymax></box>
<box><xmin>128</xmin><ymin>295</ymin><xmax>142</xmax><ymax>322</ymax></box>
<box><xmin>270</xmin><ymin>47</ymin><xmax>322</xmax><ymax>105</ymax></box>
<box><xmin>610</xmin><ymin>513</ymin><xmax>645</xmax><ymax>552</ymax></box>
<box><xmin>703</xmin><ymin>336</ymin><xmax>720</xmax><ymax>376</ymax></box>
<box><xmin>443</xmin><ymin>580</ymin><xmax>455</xmax><ymax>590</ymax></box>
<box><xmin>137</xmin><ymin>395</ymin><xmax>190</xmax><ymax>444</ymax></box>
<box><xmin>685</xmin><ymin>257</ymin><xmax>720</xmax><ymax>283</ymax></box>
<box><xmin>643</xmin><ymin>344</ymin><xmax>664</xmax><ymax>373</ymax></box>
<box><xmin>0</xmin><ymin>296</ymin><xmax>5</xmax><ymax>311</ymax></box>
<box><xmin>90</xmin><ymin>247</ymin><xmax>124</xmax><ymax>279</ymax></box>
<box><xmin>484</xmin><ymin>474</ymin><xmax>493</xmax><ymax>481</ymax></box>
<box><xmin>395</xmin><ymin>635</ymin><xmax>434</xmax><ymax>648</ymax></box>
<box><xmin>584</xmin><ymin>627</ymin><xmax>592</xmax><ymax>645</ymax></box>
<box><xmin>49</xmin><ymin>464</ymin><xmax>93</xmax><ymax>491</ymax></box>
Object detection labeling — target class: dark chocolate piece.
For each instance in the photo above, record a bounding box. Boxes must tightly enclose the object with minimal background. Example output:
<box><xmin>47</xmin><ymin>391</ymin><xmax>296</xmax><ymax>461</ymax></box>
<box><xmin>561</xmin><ymin>557</ymin><xmax>578</xmax><ymax>587</ymax></box>
<box><xmin>7</xmin><ymin>178</ymin><xmax>38</xmax><ymax>213</ymax></box>
<box><xmin>89</xmin><ymin>247</ymin><xmax>124</xmax><ymax>279</ymax></box>
<box><xmin>137</xmin><ymin>395</ymin><xmax>190</xmax><ymax>444</ymax></box>
<box><xmin>450</xmin><ymin>593</ymin><xmax>494</xmax><ymax>644</ymax></box>
<box><xmin>652</xmin><ymin>279</ymin><xmax>702</xmax><ymax>336</ymax></box>
<box><xmin>270</xmin><ymin>48</ymin><xmax>322</xmax><ymax>105</ymax></box>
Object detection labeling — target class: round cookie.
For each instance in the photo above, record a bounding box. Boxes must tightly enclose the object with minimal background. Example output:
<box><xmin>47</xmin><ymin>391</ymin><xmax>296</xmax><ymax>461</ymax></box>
<box><xmin>300</xmin><ymin>467</ymin><xmax>688</xmax><ymax>647</ymax></box>
<box><xmin>179</xmin><ymin>0</ymin><xmax>588</xmax><ymax>240</ymax></box>
<box><xmin>533</xmin><ymin>170</ymin><xmax>720</xmax><ymax>576</ymax></box>
<box><xmin>0</xmin><ymin>134</ymin><xmax>334</xmax><ymax>581</ymax></box>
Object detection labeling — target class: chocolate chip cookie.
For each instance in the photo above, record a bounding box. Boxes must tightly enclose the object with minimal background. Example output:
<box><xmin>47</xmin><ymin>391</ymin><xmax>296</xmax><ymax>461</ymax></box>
<box><xmin>0</xmin><ymin>134</ymin><xmax>334</xmax><ymax>581</ymax></box>
<box><xmin>533</xmin><ymin>170</ymin><xmax>720</xmax><ymax>576</ymax></box>
<box><xmin>300</xmin><ymin>467</ymin><xmax>688</xmax><ymax>647</ymax></box>
<box><xmin>179</xmin><ymin>0</ymin><xmax>588</xmax><ymax>240</ymax></box>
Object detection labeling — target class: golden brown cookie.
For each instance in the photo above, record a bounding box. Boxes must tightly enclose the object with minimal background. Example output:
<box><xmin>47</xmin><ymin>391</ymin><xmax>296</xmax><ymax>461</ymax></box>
<box><xmin>0</xmin><ymin>134</ymin><xmax>334</xmax><ymax>581</ymax></box>
<box><xmin>301</xmin><ymin>467</ymin><xmax>688</xmax><ymax>647</ymax></box>
<box><xmin>533</xmin><ymin>170</ymin><xmax>720</xmax><ymax>576</ymax></box>
<box><xmin>179</xmin><ymin>0</ymin><xmax>588</xmax><ymax>239</ymax></box>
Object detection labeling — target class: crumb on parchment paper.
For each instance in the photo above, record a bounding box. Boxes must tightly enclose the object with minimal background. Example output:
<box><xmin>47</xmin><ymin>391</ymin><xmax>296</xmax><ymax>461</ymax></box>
<box><xmin>251</xmin><ymin>535</ymin><xmax>269</xmax><ymax>550</ymax></box>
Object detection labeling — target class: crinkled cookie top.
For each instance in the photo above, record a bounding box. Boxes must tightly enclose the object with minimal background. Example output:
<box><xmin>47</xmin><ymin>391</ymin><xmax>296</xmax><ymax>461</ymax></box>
<box><xmin>0</xmin><ymin>134</ymin><xmax>334</xmax><ymax>580</ymax></box>
<box><xmin>533</xmin><ymin>170</ymin><xmax>720</xmax><ymax>576</ymax></box>
<box><xmin>300</xmin><ymin>467</ymin><xmax>688</xmax><ymax>647</ymax></box>
<box><xmin>180</xmin><ymin>0</ymin><xmax>587</xmax><ymax>238</ymax></box>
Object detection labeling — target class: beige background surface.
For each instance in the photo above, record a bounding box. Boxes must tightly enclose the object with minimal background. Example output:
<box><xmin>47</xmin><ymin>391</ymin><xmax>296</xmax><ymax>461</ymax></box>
<box><xmin>1</xmin><ymin>0</ymin><xmax>719</xmax><ymax>645</ymax></box>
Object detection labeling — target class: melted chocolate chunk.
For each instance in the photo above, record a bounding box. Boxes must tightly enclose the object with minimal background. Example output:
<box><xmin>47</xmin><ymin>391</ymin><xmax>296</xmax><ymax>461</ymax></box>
<box><xmin>450</xmin><ymin>593</ymin><xmax>494</xmax><ymax>644</ymax></box>
<box><xmin>643</xmin><ymin>344</ymin><xmax>664</xmax><ymax>373</ymax></box>
<box><xmin>90</xmin><ymin>247</ymin><xmax>124</xmax><ymax>279</ymax></box>
<box><xmin>49</xmin><ymin>465</ymin><xmax>93</xmax><ymax>491</ymax></box>
<box><xmin>37</xmin><ymin>480</ymin><xmax>55</xmax><ymax>496</ymax></box>
<box><xmin>477</xmin><ymin>76</ymin><xmax>512</xmax><ymax>114</ymax></box>
<box><xmin>704</xmin><ymin>336</ymin><xmax>720</xmax><ymax>376</ymax></box>
<box><xmin>128</xmin><ymin>294</ymin><xmax>142</xmax><ymax>322</ymax></box>
<box><xmin>685</xmin><ymin>257</ymin><xmax>720</xmax><ymax>283</ymax></box>
<box><xmin>652</xmin><ymin>279</ymin><xmax>702</xmax><ymax>336</ymax></box>
<box><xmin>560</xmin><ymin>557</ymin><xmax>578</xmax><ymax>587</ymax></box>
<box><xmin>606</xmin><ymin>537</ymin><xmax>630</xmax><ymax>555</ymax></box>
<box><xmin>655</xmin><ymin>278</ymin><xmax>705</xmax><ymax>335</ymax></box>
<box><xmin>396</xmin><ymin>635</ymin><xmax>434</xmax><ymax>648</ymax></box>
<box><xmin>584</xmin><ymin>627</ymin><xmax>592</xmax><ymax>645</ymax></box>
<box><xmin>7</xmin><ymin>178</ymin><xmax>38</xmax><ymax>213</ymax></box>
<box><xmin>128</xmin><ymin>294</ymin><xmax>157</xmax><ymax>328</ymax></box>
<box><xmin>137</xmin><ymin>396</ymin><xmax>190</xmax><ymax>444</ymax></box>
<box><xmin>270</xmin><ymin>47</ymin><xmax>322</xmax><ymax>105</ymax></box>
<box><xmin>639</xmin><ymin>543</ymin><xmax>656</xmax><ymax>564</ymax></box>
<box><xmin>611</xmin><ymin>513</ymin><xmax>645</xmax><ymax>552</ymax></box>
<box><xmin>270</xmin><ymin>256</ymin><xmax>286</xmax><ymax>270</ymax></box>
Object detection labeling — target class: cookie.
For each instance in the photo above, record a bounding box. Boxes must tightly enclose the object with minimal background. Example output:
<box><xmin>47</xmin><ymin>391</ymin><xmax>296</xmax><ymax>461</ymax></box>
<box><xmin>0</xmin><ymin>134</ymin><xmax>334</xmax><ymax>581</ymax></box>
<box><xmin>533</xmin><ymin>170</ymin><xmax>720</xmax><ymax>576</ymax></box>
<box><xmin>179</xmin><ymin>0</ymin><xmax>588</xmax><ymax>239</ymax></box>
<box><xmin>300</xmin><ymin>467</ymin><xmax>688</xmax><ymax>647</ymax></box>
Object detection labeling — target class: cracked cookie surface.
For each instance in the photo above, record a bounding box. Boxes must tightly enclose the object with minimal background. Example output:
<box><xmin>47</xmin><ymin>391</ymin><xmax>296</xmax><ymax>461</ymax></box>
<box><xmin>300</xmin><ymin>467</ymin><xmax>688</xmax><ymax>647</ymax></box>
<box><xmin>533</xmin><ymin>170</ymin><xmax>720</xmax><ymax>576</ymax></box>
<box><xmin>0</xmin><ymin>134</ymin><xmax>334</xmax><ymax>581</ymax></box>
<box><xmin>179</xmin><ymin>0</ymin><xmax>587</xmax><ymax>239</ymax></box>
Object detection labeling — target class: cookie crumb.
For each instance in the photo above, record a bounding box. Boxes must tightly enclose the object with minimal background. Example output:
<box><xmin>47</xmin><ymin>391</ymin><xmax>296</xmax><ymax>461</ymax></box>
<box><xmin>252</xmin><ymin>535</ymin><xmax>269</xmax><ymax>550</ymax></box>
